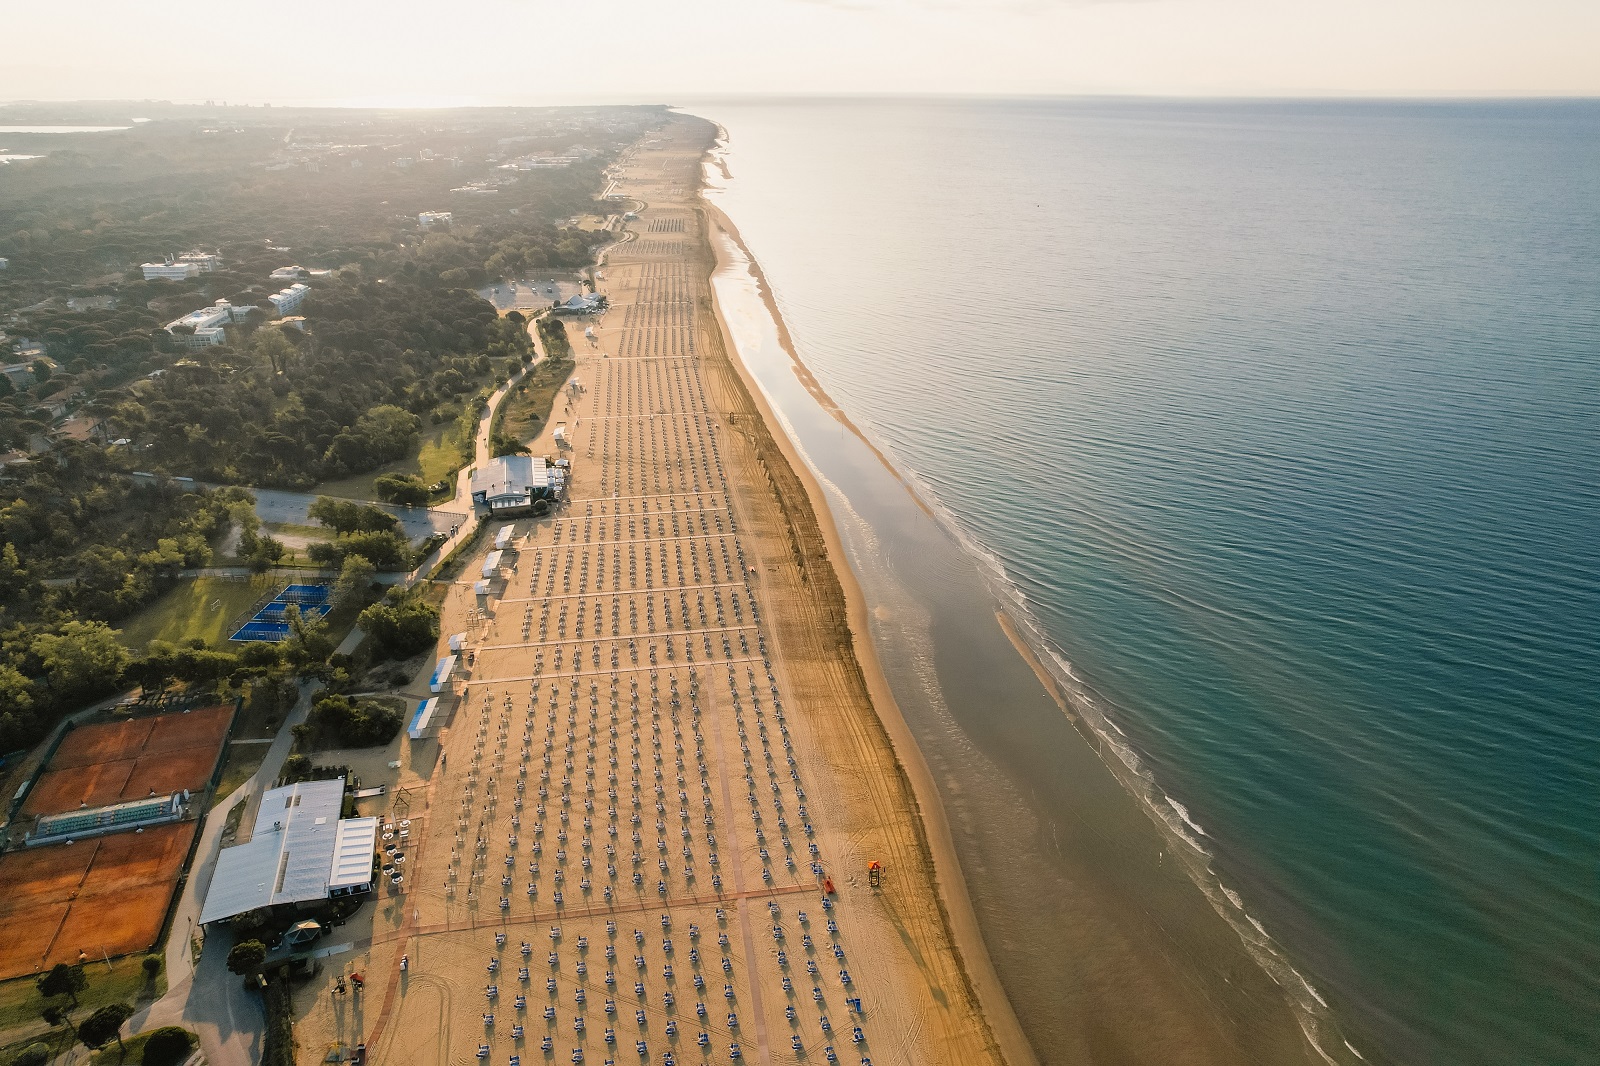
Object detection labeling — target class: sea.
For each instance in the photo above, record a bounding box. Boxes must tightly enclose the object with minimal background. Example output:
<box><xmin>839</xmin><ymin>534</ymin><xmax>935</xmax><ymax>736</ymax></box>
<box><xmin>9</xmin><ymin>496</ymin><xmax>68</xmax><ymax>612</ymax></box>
<box><xmin>690</xmin><ymin>98</ymin><xmax>1600</xmax><ymax>1066</ymax></box>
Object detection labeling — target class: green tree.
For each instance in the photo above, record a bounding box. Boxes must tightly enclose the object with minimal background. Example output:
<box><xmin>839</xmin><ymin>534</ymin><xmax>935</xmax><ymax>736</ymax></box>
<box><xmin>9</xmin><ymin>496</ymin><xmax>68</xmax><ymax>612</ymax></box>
<box><xmin>13</xmin><ymin>1044</ymin><xmax>51</xmax><ymax>1066</ymax></box>
<box><xmin>226</xmin><ymin>940</ymin><xmax>267</xmax><ymax>977</ymax></box>
<box><xmin>0</xmin><ymin>663</ymin><xmax>38</xmax><ymax>739</ymax></box>
<box><xmin>33</xmin><ymin>621</ymin><xmax>129</xmax><ymax>700</ymax></box>
<box><xmin>373</xmin><ymin>473</ymin><xmax>430</xmax><ymax>507</ymax></box>
<box><xmin>357</xmin><ymin>589</ymin><xmax>440</xmax><ymax>659</ymax></box>
<box><xmin>140</xmin><ymin>1027</ymin><xmax>195</xmax><ymax>1066</ymax></box>
<box><xmin>142</xmin><ymin>954</ymin><xmax>164</xmax><ymax>981</ymax></box>
<box><xmin>489</xmin><ymin>433</ymin><xmax>530</xmax><ymax>457</ymax></box>
<box><xmin>283</xmin><ymin>605</ymin><xmax>333</xmax><ymax>675</ymax></box>
<box><xmin>251</xmin><ymin>327</ymin><xmax>296</xmax><ymax>375</ymax></box>
<box><xmin>76</xmin><ymin>1002</ymin><xmax>132</xmax><ymax>1055</ymax></box>
<box><xmin>333</xmin><ymin>554</ymin><xmax>376</xmax><ymax>611</ymax></box>
<box><xmin>308</xmin><ymin>530</ymin><xmax>410</xmax><ymax>571</ymax></box>
<box><xmin>230</xmin><ymin>908</ymin><xmax>272</xmax><ymax>938</ymax></box>
<box><xmin>307</xmin><ymin>497</ymin><xmax>398</xmax><ymax>536</ymax></box>
<box><xmin>36</xmin><ymin>962</ymin><xmax>87</xmax><ymax>1006</ymax></box>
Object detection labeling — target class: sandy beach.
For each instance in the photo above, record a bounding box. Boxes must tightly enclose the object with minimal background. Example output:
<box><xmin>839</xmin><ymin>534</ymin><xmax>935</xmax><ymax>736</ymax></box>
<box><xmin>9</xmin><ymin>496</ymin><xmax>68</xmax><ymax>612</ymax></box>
<box><xmin>289</xmin><ymin>114</ymin><xmax>1020</xmax><ymax>1066</ymax></box>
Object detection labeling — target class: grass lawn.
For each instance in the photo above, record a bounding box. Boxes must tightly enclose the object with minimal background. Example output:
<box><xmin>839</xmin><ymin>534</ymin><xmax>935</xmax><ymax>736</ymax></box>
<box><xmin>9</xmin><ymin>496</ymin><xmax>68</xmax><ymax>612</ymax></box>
<box><xmin>494</xmin><ymin>354</ymin><xmax>575</xmax><ymax>447</ymax></box>
<box><xmin>89</xmin><ymin>1024</ymin><xmax>195</xmax><ymax>1065</ymax></box>
<box><xmin>115</xmin><ymin>575</ymin><xmax>278</xmax><ymax>652</ymax></box>
<box><xmin>0</xmin><ymin>1027</ymin><xmax>75</xmax><ymax>1065</ymax></box>
<box><xmin>213</xmin><ymin>745</ymin><xmax>264</xmax><ymax>808</ymax></box>
<box><xmin>260</xmin><ymin>521</ymin><xmax>326</xmax><ymax>540</ymax></box>
<box><xmin>0</xmin><ymin>956</ymin><xmax>162</xmax><ymax>1034</ymax></box>
<box><xmin>312</xmin><ymin>416</ymin><xmax>473</xmax><ymax>502</ymax></box>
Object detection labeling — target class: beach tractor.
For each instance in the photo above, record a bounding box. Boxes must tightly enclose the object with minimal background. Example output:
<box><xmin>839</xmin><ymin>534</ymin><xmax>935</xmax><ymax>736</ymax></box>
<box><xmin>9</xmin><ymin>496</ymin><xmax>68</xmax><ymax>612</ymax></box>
<box><xmin>867</xmin><ymin>862</ymin><xmax>882</xmax><ymax>890</ymax></box>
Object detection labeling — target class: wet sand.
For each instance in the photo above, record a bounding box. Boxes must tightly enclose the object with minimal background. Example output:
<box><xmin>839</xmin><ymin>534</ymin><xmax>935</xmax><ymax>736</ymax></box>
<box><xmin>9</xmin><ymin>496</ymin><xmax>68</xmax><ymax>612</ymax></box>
<box><xmin>700</xmin><ymin>143</ymin><xmax>1335</xmax><ymax>1065</ymax></box>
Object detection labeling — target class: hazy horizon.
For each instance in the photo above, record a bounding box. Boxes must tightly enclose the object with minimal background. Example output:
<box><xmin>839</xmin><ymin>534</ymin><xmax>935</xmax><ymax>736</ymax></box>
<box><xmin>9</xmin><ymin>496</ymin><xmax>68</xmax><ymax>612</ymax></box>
<box><xmin>3</xmin><ymin>0</ymin><xmax>1597</xmax><ymax>105</ymax></box>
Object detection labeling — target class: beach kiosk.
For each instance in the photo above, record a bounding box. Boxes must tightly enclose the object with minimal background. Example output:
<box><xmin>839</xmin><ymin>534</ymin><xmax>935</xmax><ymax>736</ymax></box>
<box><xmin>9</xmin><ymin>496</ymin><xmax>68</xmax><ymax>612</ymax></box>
<box><xmin>408</xmin><ymin>697</ymin><xmax>441</xmax><ymax>741</ymax></box>
<box><xmin>482</xmin><ymin>550</ymin><xmax>503</xmax><ymax>578</ymax></box>
<box><xmin>429</xmin><ymin>655</ymin><xmax>456</xmax><ymax>693</ymax></box>
<box><xmin>472</xmin><ymin>579</ymin><xmax>491</xmax><ymax>596</ymax></box>
<box><xmin>448</xmin><ymin>632</ymin><xmax>466</xmax><ymax>652</ymax></box>
<box><xmin>494</xmin><ymin>526</ymin><xmax>514</xmax><ymax>551</ymax></box>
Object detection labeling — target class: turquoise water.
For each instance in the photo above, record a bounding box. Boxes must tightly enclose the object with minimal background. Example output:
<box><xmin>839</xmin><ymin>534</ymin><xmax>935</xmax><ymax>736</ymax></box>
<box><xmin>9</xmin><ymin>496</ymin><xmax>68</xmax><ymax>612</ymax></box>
<box><xmin>696</xmin><ymin>99</ymin><xmax>1600</xmax><ymax>1065</ymax></box>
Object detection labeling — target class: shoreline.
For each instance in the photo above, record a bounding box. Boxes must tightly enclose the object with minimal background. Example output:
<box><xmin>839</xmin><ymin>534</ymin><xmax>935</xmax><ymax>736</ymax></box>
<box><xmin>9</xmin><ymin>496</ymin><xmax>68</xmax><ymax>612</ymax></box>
<box><xmin>692</xmin><ymin>118</ymin><xmax>1350</xmax><ymax>1066</ymax></box>
<box><xmin>696</xmin><ymin>192</ymin><xmax>1038</xmax><ymax>1066</ymax></box>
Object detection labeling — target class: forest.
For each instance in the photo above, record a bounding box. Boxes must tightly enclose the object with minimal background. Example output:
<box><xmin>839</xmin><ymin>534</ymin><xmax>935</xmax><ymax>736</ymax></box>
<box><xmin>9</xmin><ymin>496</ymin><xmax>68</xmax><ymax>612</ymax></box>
<box><xmin>0</xmin><ymin>104</ymin><xmax>661</xmax><ymax>752</ymax></box>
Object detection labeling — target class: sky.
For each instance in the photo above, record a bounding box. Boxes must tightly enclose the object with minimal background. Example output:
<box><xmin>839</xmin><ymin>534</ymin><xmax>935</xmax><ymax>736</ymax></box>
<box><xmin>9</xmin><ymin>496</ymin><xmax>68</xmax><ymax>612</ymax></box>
<box><xmin>3</xmin><ymin>0</ymin><xmax>1597</xmax><ymax>104</ymax></box>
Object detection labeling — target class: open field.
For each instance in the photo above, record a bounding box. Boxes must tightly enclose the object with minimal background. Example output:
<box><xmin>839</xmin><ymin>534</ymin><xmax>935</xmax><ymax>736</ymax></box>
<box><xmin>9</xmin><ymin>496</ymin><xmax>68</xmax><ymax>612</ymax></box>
<box><xmin>0</xmin><ymin>955</ymin><xmax>162</xmax><ymax>1035</ymax></box>
<box><xmin>22</xmin><ymin>705</ymin><xmax>233</xmax><ymax>818</ymax></box>
<box><xmin>115</xmin><ymin>575</ymin><xmax>279</xmax><ymax>650</ymax></box>
<box><xmin>0</xmin><ymin>822</ymin><xmax>195</xmax><ymax>980</ymax></box>
<box><xmin>492</xmin><ymin>349</ymin><xmax>575</xmax><ymax>449</ymax></box>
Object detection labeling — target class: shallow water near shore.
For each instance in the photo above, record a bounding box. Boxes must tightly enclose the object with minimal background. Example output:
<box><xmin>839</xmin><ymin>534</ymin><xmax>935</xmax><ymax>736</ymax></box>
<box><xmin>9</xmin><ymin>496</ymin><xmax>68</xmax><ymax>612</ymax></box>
<box><xmin>693</xmin><ymin>98</ymin><xmax>1600</xmax><ymax>1066</ymax></box>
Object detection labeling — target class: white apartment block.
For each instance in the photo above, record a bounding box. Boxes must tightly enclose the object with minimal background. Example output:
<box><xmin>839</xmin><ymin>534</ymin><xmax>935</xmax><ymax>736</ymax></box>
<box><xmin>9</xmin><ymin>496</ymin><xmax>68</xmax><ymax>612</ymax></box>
<box><xmin>269</xmin><ymin>282</ymin><xmax>310</xmax><ymax>315</ymax></box>
<box><xmin>165</xmin><ymin>300</ymin><xmax>239</xmax><ymax>349</ymax></box>
<box><xmin>142</xmin><ymin>262</ymin><xmax>201</xmax><ymax>281</ymax></box>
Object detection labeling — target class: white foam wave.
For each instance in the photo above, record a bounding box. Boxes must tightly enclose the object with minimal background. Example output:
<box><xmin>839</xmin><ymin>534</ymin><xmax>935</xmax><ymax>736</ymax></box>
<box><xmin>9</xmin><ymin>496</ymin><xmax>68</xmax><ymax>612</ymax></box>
<box><xmin>1167</xmin><ymin>797</ymin><xmax>1208</xmax><ymax>837</ymax></box>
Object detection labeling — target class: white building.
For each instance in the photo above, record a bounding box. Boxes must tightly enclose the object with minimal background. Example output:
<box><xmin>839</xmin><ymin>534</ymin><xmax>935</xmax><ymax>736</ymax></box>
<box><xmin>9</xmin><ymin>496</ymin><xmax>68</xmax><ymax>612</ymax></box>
<box><xmin>470</xmin><ymin>454</ymin><xmax>551</xmax><ymax>513</ymax></box>
<box><xmin>142</xmin><ymin>261</ymin><xmax>200</xmax><ymax>282</ymax></box>
<box><xmin>165</xmin><ymin>300</ymin><xmax>243</xmax><ymax>348</ymax></box>
<box><xmin>178</xmin><ymin>251</ymin><xmax>222</xmax><ymax>272</ymax></box>
<box><xmin>270</xmin><ymin>265</ymin><xmax>307</xmax><ymax>281</ymax></box>
<box><xmin>0</xmin><ymin>257</ymin><xmax>8</xmax><ymax>270</ymax></box>
<box><xmin>269</xmin><ymin>282</ymin><xmax>310</xmax><ymax>315</ymax></box>
<box><xmin>418</xmin><ymin>211</ymin><xmax>452</xmax><ymax>229</ymax></box>
<box><xmin>198</xmin><ymin>778</ymin><xmax>378</xmax><ymax>925</ymax></box>
<box><xmin>554</xmin><ymin>293</ymin><xmax>604</xmax><ymax>315</ymax></box>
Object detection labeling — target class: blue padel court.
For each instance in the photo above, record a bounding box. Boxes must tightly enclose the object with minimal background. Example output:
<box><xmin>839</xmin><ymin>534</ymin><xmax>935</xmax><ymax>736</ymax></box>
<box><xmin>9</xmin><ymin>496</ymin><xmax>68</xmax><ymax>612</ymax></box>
<box><xmin>230</xmin><ymin>583</ymin><xmax>332</xmax><ymax>642</ymax></box>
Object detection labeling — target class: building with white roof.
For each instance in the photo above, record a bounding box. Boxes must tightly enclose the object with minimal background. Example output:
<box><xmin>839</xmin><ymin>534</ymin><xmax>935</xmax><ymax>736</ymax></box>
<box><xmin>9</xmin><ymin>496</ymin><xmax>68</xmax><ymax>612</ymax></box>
<box><xmin>198</xmin><ymin>777</ymin><xmax>377</xmax><ymax>924</ymax></box>
<box><xmin>554</xmin><ymin>292</ymin><xmax>604</xmax><ymax>315</ymax></box>
<box><xmin>165</xmin><ymin>299</ymin><xmax>252</xmax><ymax>349</ymax></box>
<box><xmin>269</xmin><ymin>282</ymin><xmax>310</xmax><ymax>315</ymax></box>
<box><xmin>418</xmin><ymin>211</ymin><xmax>452</xmax><ymax>229</ymax></box>
<box><xmin>143</xmin><ymin>261</ymin><xmax>200</xmax><ymax>282</ymax></box>
<box><xmin>470</xmin><ymin>454</ymin><xmax>550</xmax><ymax>513</ymax></box>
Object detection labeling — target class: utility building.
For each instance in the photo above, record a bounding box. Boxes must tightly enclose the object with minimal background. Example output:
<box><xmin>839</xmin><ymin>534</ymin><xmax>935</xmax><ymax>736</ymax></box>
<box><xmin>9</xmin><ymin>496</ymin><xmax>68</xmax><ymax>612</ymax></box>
<box><xmin>198</xmin><ymin>778</ymin><xmax>377</xmax><ymax>925</ymax></box>
<box><xmin>470</xmin><ymin>454</ymin><xmax>552</xmax><ymax>513</ymax></box>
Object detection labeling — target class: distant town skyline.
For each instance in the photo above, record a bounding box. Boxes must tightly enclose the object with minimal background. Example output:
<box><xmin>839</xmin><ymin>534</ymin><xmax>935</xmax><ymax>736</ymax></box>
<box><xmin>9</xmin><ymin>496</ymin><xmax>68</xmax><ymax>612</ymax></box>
<box><xmin>3</xmin><ymin>0</ymin><xmax>1597</xmax><ymax>104</ymax></box>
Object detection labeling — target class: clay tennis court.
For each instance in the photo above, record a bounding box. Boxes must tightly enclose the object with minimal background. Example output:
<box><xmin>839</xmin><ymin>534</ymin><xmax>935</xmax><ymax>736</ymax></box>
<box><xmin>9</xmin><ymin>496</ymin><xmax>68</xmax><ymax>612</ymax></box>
<box><xmin>0</xmin><ymin>821</ymin><xmax>194</xmax><ymax>979</ymax></box>
<box><xmin>22</xmin><ymin>704</ymin><xmax>233</xmax><ymax>817</ymax></box>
